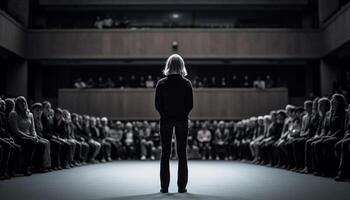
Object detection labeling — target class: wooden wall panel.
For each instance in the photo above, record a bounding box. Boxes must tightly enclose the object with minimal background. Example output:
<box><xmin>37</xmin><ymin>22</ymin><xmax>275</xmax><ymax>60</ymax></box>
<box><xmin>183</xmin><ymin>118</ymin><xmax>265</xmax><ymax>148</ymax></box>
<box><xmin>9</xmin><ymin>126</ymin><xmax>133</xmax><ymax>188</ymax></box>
<box><xmin>27</xmin><ymin>29</ymin><xmax>321</xmax><ymax>59</ymax></box>
<box><xmin>58</xmin><ymin>88</ymin><xmax>288</xmax><ymax>120</ymax></box>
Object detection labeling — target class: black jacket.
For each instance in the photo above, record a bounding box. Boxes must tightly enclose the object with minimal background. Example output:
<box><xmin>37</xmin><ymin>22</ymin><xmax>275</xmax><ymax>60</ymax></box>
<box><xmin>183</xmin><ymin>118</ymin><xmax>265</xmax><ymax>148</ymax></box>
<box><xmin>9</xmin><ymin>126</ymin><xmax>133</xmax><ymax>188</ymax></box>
<box><xmin>155</xmin><ymin>74</ymin><xmax>193</xmax><ymax>120</ymax></box>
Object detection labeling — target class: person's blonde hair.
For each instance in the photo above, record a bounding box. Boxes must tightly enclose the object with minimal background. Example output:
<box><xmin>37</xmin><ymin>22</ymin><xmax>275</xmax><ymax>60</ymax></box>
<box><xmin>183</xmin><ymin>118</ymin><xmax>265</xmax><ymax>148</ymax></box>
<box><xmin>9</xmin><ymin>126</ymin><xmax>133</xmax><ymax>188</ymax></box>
<box><xmin>163</xmin><ymin>54</ymin><xmax>187</xmax><ymax>76</ymax></box>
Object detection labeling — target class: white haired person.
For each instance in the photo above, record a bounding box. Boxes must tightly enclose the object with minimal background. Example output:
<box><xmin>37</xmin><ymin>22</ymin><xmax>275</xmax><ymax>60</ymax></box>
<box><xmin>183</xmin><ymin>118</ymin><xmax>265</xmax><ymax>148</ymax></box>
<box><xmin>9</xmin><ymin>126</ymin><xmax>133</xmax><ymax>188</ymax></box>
<box><xmin>155</xmin><ymin>54</ymin><xmax>193</xmax><ymax>193</ymax></box>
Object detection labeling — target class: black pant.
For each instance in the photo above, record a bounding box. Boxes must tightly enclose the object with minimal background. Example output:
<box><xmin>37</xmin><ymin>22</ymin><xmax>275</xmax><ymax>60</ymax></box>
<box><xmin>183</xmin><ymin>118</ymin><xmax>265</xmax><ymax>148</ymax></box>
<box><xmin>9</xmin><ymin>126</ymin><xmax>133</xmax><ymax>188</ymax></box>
<box><xmin>160</xmin><ymin>119</ymin><xmax>188</xmax><ymax>190</ymax></box>
<box><xmin>15</xmin><ymin>137</ymin><xmax>37</xmax><ymax>172</ymax></box>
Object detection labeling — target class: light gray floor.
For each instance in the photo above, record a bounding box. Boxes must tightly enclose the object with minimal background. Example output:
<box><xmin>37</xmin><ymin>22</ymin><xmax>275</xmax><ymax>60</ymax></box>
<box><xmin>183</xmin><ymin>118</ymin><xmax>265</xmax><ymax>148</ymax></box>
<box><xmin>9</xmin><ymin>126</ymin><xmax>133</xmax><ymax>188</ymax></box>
<box><xmin>0</xmin><ymin>161</ymin><xmax>350</xmax><ymax>200</ymax></box>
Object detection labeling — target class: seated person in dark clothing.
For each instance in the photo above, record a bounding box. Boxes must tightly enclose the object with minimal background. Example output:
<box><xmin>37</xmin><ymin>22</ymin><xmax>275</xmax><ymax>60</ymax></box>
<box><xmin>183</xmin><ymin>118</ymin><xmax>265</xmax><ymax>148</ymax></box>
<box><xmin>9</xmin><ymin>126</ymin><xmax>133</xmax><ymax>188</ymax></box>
<box><xmin>259</xmin><ymin>111</ymin><xmax>284</xmax><ymax>165</ymax></box>
<box><xmin>82</xmin><ymin>115</ymin><xmax>101</xmax><ymax>163</ymax></box>
<box><xmin>62</xmin><ymin>109</ymin><xmax>83</xmax><ymax>166</ymax></box>
<box><xmin>53</xmin><ymin>108</ymin><xmax>74</xmax><ymax>169</ymax></box>
<box><xmin>85</xmin><ymin>78</ymin><xmax>95</xmax><ymax>88</ymax></box>
<box><xmin>96</xmin><ymin>117</ymin><xmax>112</xmax><ymax>162</ymax></box>
<box><xmin>31</xmin><ymin>103</ymin><xmax>51</xmax><ymax>172</ymax></box>
<box><xmin>108</xmin><ymin>121</ymin><xmax>125</xmax><ymax>159</ymax></box>
<box><xmin>122</xmin><ymin>122</ymin><xmax>138</xmax><ymax>159</ymax></box>
<box><xmin>197</xmin><ymin>122</ymin><xmax>212</xmax><ymax>160</ymax></box>
<box><xmin>71</xmin><ymin>113</ymin><xmax>90</xmax><ymax>164</ymax></box>
<box><xmin>128</xmin><ymin>75</ymin><xmax>139</xmax><ymax>88</ymax></box>
<box><xmin>105</xmin><ymin>77</ymin><xmax>115</xmax><ymax>88</ymax></box>
<box><xmin>115</xmin><ymin>76</ymin><xmax>126</xmax><ymax>88</ymax></box>
<box><xmin>96</xmin><ymin>76</ymin><xmax>107</xmax><ymax>88</ymax></box>
<box><xmin>4</xmin><ymin>98</ymin><xmax>15</xmax><ymax>119</ymax></box>
<box><xmin>0</xmin><ymin>99</ymin><xmax>21</xmax><ymax>179</ymax></box>
<box><xmin>335</xmin><ymin>104</ymin><xmax>350</xmax><ymax>181</ymax></box>
<box><xmin>313</xmin><ymin>94</ymin><xmax>346</xmax><ymax>176</ymax></box>
<box><xmin>41</xmin><ymin>101</ymin><xmax>64</xmax><ymax>170</ymax></box>
<box><xmin>290</xmin><ymin>100</ymin><xmax>314</xmax><ymax>171</ymax></box>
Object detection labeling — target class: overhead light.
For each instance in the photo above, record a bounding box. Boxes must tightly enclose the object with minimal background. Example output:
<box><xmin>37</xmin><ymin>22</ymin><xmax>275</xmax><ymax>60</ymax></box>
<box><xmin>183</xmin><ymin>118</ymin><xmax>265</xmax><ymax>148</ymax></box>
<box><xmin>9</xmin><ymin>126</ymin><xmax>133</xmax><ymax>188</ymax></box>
<box><xmin>172</xmin><ymin>13</ymin><xmax>180</xmax><ymax>19</ymax></box>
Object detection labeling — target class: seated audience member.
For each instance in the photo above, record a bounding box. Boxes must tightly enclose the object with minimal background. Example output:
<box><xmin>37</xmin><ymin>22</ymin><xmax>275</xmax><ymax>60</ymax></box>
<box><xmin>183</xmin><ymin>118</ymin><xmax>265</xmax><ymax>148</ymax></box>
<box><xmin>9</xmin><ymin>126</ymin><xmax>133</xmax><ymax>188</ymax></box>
<box><xmin>265</xmin><ymin>75</ymin><xmax>274</xmax><ymax>88</ymax></box>
<box><xmin>41</xmin><ymin>101</ymin><xmax>64</xmax><ymax>170</ymax></box>
<box><xmin>9</xmin><ymin>96</ymin><xmax>38</xmax><ymax>176</ymax></box>
<box><xmin>151</xmin><ymin>122</ymin><xmax>161</xmax><ymax>159</ymax></box>
<box><xmin>191</xmin><ymin>76</ymin><xmax>200</xmax><ymax>88</ymax></box>
<box><xmin>108</xmin><ymin>121</ymin><xmax>124</xmax><ymax>159</ymax></box>
<box><xmin>94</xmin><ymin>16</ymin><xmax>104</xmax><ymax>29</ymax></box>
<box><xmin>145</xmin><ymin>75</ymin><xmax>155</xmax><ymax>88</ymax></box>
<box><xmin>103</xmin><ymin>15</ymin><xmax>114</xmax><ymax>29</ymax></box>
<box><xmin>4</xmin><ymin>98</ymin><xmax>15</xmax><ymax>119</ymax></box>
<box><xmin>213</xmin><ymin>121</ymin><xmax>229</xmax><ymax>160</ymax></box>
<box><xmin>209</xmin><ymin>76</ymin><xmax>218</xmax><ymax>88</ymax></box>
<box><xmin>253</xmin><ymin>115</ymin><xmax>271</xmax><ymax>164</ymax></box>
<box><xmin>230</xmin><ymin>75</ymin><xmax>240</xmax><ymax>87</ymax></box>
<box><xmin>187</xmin><ymin>140</ymin><xmax>201</xmax><ymax>160</ymax></box>
<box><xmin>202</xmin><ymin>77</ymin><xmax>209</xmax><ymax>87</ymax></box>
<box><xmin>105</xmin><ymin>77</ymin><xmax>115</xmax><ymax>88</ymax></box>
<box><xmin>309</xmin><ymin>98</ymin><xmax>331</xmax><ymax>175</ymax></box>
<box><xmin>128</xmin><ymin>75</ymin><xmax>138</xmax><ymax>88</ymax></box>
<box><xmin>115</xmin><ymin>76</ymin><xmax>126</xmax><ymax>88</ymax></box>
<box><xmin>253</xmin><ymin>76</ymin><xmax>266</xmax><ymax>89</ymax></box>
<box><xmin>122</xmin><ymin>122</ymin><xmax>137</xmax><ymax>159</ymax></box>
<box><xmin>140</xmin><ymin>76</ymin><xmax>146</xmax><ymax>88</ymax></box>
<box><xmin>259</xmin><ymin>111</ymin><xmax>284</xmax><ymax>165</ymax></box>
<box><xmin>197</xmin><ymin>122</ymin><xmax>212</xmax><ymax>160</ymax></box>
<box><xmin>273</xmin><ymin>105</ymin><xmax>295</xmax><ymax>168</ymax></box>
<box><xmin>282</xmin><ymin>107</ymin><xmax>303</xmax><ymax>170</ymax></box>
<box><xmin>82</xmin><ymin>115</ymin><xmax>101</xmax><ymax>163</ymax></box>
<box><xmin>0</xmin><ymin>99</ymin><xmax>21</xmax><ymax>179</ymax></box>
<box><xmin>242</xmin><ymin>119</ymin><xmax>255</xmax><ymax>160</ymax></box>
<box><xmin>90</xmin><ymin>117</ymin><xmax>111</xmax><ymax>162</ymax></box>
<box><xmin>85</xmin><ymin>78</ymin><xmax>95</xmax><ymax>88</ymax></box>
<box><xmin>62</xmin><ymin>110</ymin><xmax>84</xmax><ymax>166</ymax></box>
<box><xmin>313</xmin><ymin>94</ymin><xmax>346</xmax><ymax>176</ymax></box>
<box><xmin>31</xmin><ymin>103</ymin><xmax>52</xmax><ymax>172</ymax></box>
<box><xmin>220</xmin><ymin>77</ymin><xmax>227</xmax><ymax>87</ymax></box>
<box><xmin>249</xmin><ymin>116</ymin><xmax>265</xmax><ymax>163</ymax></box>
<box><xmin>71</xmin><ymin>113</ymin><xmax>90</xmax><ymax>164</ymax></box>
<box><xmin>74</xmin><ymin>77</ymin><xmax>86</xmax><ymax>89</ymax></box>
<box><xmin>140</xmin><ymin>124</ymin><xmax>154</xmax><ymax>160</ymax></box>
<box><xmin>335</xmin><ymin>104</ymin><xmax>350</xmax><ymax>181</ymax></box>
<box><xmin>97</xmin><ymin>77</ymin><xmax>106</xmax><ymax>88</ymax></box>
<box><xmin>53</xmin><ymin>108</ymin><xmax>74</xmax><ymax>168</ymax></box>
<box><xmin>98</xmin><ymin>117</ymin><xmax>113</xmax><ymax>162</ymax></box>
<box><xmin>290</xmin><ymin>100</ymin><xmax>314</xmax><ymax>171</ymax></box>
<box><xmin>243</xmin><ymin>75</ymin><xmax>250</xmax><ymax>87</ymax></box>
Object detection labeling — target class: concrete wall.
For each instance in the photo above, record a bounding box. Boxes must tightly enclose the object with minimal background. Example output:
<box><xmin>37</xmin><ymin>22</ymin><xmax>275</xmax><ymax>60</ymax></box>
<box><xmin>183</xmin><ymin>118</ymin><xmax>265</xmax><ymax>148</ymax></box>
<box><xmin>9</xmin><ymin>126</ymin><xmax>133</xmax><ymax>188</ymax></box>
<box><xmin>0</xmin><ymin>10</ymin><xmax>26</xmax><ymax>57</ymax></box>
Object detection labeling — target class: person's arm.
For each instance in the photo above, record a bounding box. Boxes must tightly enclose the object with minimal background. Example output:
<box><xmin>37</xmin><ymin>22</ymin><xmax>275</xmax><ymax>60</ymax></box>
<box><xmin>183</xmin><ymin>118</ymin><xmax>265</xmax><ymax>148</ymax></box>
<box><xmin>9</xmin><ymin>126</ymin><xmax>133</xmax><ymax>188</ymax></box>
<box><xmin>29</xmin><ymin>114</ymin><xmax>37</xmax><ymax>138</ymax></box>
<box><xmin>185</xmin><ymin>81</ymin><xmax>194</xmax><ymax>114</ymax></box>
<box><xmin>155</xmin><ymin>82</ymin><xmax>164</xmax><ymax>116</ymax></box>
<box><xmin>9</xmin><ymin>112</ymin><xmax>33</xmax><ymax>139</ymax></box>
<box><xmin>330</xmin><ymin>115</ymin><xmax>345</xmax><ymax>138</ymax></box>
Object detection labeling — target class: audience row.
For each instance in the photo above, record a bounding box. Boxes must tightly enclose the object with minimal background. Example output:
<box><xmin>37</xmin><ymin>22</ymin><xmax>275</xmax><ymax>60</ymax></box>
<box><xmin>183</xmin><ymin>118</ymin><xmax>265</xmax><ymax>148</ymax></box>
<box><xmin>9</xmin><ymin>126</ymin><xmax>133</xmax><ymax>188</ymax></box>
<box><xmin>2</xmin><ymin>94</ymin><xmax>349</xmax><ymax>182</ymax></box>
<box><xmin>73</xmin><ymin>74</ymin><xmax>277</xmax><ymax>89</ymax></box>
<box><xmin>231</xmin><ymin>94</ymin><xmax>350</xmax><ymax>181</ymax></box>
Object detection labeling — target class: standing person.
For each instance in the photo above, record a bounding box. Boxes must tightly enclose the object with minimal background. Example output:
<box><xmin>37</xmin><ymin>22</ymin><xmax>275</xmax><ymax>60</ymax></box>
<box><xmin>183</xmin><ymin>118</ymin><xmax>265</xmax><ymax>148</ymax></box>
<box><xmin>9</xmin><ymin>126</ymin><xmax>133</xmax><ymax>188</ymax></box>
<box><xmin>155</xmin><ymin>54</ymin><xmax>193</xmax><ymax>193</ymax></box>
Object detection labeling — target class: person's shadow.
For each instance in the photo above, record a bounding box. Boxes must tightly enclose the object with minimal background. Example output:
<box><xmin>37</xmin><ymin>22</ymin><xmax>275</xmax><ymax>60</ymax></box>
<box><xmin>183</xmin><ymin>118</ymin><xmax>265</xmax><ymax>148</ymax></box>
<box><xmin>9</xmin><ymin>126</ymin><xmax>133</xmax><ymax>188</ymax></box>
<box><xmin>102</xmin><ymin>192</ymin><xmax>243</xmax><ymax>200</ymax></box>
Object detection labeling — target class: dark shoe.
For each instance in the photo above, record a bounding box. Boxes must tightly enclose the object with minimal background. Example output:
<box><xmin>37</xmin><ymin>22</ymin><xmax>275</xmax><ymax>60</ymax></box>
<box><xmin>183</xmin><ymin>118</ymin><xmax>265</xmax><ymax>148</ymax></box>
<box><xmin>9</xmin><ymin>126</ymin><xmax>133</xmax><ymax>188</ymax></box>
<box><xmin>178</xmin><ymin>188</ymin><xmax>187</xmax><ymax>193</ymax></box>
<box><xmin>335</xmin><ymin>175</ymin><xmax>346</xmax><ymax>182</ymax></box>
<box><xmin>23</xmin><ymin>169</ymin><xmax>32</xmax><ymax>176</ymax></box>
<box><xmin>160</xmin><ymin>188</ymin><xmax>168</xmax><ymax>193</ymax></box>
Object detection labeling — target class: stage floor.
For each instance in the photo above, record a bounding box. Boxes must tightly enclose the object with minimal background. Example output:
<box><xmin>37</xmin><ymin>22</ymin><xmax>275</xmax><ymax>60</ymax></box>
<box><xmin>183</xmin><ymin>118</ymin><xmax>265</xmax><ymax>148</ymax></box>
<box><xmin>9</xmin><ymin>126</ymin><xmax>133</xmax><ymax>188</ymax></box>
<box><xmin>0</xmin><ymin>161</ymin><xmax>350</xmax><ymax>200</ymax></box>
